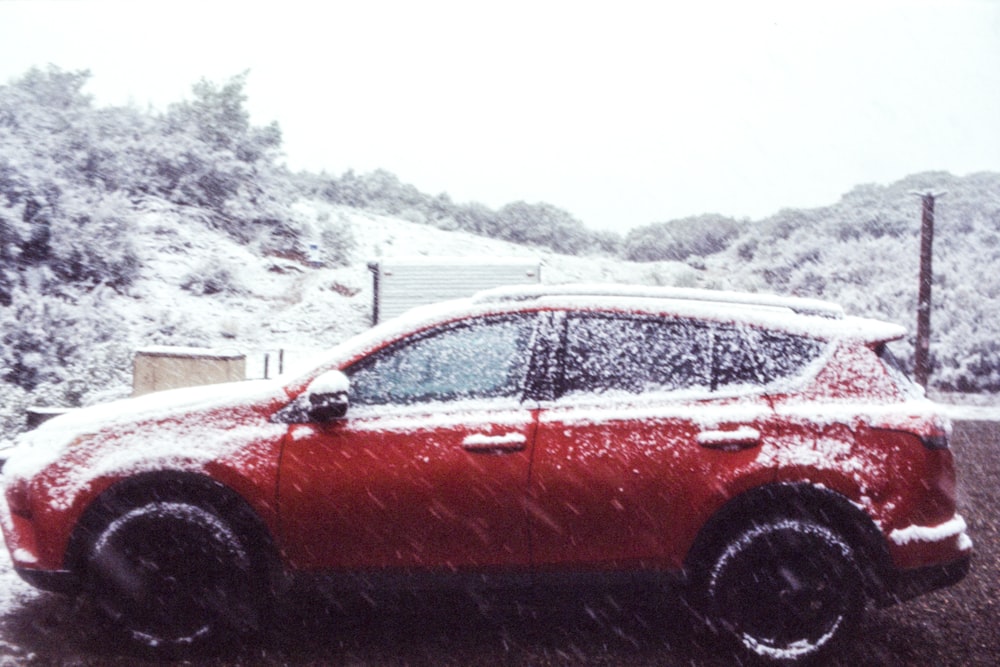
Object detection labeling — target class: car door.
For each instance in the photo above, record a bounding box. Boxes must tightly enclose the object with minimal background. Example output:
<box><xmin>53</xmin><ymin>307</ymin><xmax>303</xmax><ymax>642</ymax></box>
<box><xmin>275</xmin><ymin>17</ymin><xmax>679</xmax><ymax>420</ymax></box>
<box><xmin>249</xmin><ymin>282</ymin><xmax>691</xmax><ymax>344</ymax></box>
<box><xmin>277</xmin><ymin>313</ymin><xmax>540</xmax><ymax>572</ymax></box>
<box><xmin>527</xmin><ymin>313</ymin><xmax>780</xmax><ymax>571</ymax></box>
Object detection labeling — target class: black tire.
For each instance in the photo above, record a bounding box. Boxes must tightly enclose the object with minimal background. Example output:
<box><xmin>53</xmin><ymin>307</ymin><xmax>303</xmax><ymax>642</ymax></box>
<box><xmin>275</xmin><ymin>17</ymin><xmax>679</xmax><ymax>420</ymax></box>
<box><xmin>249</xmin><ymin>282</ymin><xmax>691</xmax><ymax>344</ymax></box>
<box><xmin>85</xmin><ymin>500</ymin><xmax>257</xmax><ymax>655</ymax></box>
<box><xmin>698</xmin><ymin>518</ymin><xmax>864</xmax><ymax>663</ymax></box>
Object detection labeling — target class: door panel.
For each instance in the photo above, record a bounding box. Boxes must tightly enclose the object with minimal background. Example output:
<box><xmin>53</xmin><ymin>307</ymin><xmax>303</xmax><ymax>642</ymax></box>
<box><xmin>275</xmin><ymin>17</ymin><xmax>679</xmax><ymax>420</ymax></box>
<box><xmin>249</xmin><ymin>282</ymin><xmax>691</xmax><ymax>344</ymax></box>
<box><xmin>526</xmin><ymin>312</ymin><xmax>789</xmax><ymax>571</ymax></box>
<box><xmin>277</xmin><ymin>313</ymin><xmax>540</xmax><ymax>572</ymax></box>
<box><xmin>278</xmin><ymin>405</ymin><xmax>536</xmax><ymax>571</ymax></box>
<box><xmin>529</xmin><ymin>398</ymin><xmax>774</xmax><ymax>571</ymax></box>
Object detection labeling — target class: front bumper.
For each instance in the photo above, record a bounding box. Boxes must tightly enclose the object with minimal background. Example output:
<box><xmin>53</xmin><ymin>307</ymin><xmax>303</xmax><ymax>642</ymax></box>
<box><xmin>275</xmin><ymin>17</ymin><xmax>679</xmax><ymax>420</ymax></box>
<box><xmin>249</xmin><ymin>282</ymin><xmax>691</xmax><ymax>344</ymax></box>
<box><xmin>3</xmin><ymin>496</ymin><xmax>81</xmax><ymax>594</ymax></box>
<box><xmin>14</xmin><ymin>566</ymin><xmax>80</xmax><ymax>595</ymax></box>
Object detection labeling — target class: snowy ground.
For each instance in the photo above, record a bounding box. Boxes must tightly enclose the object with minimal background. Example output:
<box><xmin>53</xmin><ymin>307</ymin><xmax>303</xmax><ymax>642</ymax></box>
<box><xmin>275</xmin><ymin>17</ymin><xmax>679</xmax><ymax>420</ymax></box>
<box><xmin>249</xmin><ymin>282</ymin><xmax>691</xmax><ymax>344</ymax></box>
<box><xmin>932</xmin><ymin>391</ymin><xmax>1000</xmax><ymax>421</ymax></box>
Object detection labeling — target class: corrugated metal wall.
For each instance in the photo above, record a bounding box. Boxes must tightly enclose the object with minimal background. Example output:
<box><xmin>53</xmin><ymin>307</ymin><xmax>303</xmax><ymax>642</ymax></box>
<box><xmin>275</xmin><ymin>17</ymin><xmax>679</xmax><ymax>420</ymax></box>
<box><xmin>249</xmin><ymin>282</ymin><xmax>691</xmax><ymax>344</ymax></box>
<box><xmin>371</xmin><ymin>259</ymin><xmax>540</xmax><ymax>323</ymax></box>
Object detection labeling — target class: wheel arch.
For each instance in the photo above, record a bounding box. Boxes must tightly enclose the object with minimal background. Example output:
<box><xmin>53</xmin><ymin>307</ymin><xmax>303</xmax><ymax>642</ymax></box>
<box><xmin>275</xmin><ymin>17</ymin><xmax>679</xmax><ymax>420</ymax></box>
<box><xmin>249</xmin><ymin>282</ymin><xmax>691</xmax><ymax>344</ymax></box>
<box><xmin>65</xmin><ymin>470</ymin><xmax>284</xmax><ymax>594</ymax></box>
<box><xmin>684</xmin><ymin>481</ymin><xmax>895</xmax><ymax>603</ymax></box>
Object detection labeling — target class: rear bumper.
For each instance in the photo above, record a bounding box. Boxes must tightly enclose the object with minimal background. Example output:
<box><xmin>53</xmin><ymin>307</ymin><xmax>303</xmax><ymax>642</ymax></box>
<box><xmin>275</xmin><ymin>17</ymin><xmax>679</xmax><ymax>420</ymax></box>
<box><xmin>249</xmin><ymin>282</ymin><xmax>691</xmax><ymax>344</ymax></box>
<box><xmin>875</xmin><ymin>512</ymin><xmax>973</xmax><ymax>605</ymax></box>
<box><xmin>883</xmin><ymin>553</ymin><xmax>971</xmax><ymax>605</ymax></box>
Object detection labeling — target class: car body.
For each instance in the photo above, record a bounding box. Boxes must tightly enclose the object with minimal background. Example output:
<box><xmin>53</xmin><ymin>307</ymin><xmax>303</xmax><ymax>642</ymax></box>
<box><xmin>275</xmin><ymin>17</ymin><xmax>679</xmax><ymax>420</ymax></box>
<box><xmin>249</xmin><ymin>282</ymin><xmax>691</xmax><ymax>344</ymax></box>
<box><xmin>0</xmin><ymin>285</ymin><xmax>972</xmax><ymax>661</ymax></box>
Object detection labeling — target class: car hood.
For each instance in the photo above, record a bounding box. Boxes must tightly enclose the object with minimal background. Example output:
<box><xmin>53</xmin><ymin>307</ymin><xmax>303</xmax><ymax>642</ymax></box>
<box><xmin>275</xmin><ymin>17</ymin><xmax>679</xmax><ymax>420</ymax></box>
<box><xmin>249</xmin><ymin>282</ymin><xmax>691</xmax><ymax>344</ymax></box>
<box><xmin>1</xmin><ymin>379</ymin><xmax>288</xmax><ymax>487</ymax></box>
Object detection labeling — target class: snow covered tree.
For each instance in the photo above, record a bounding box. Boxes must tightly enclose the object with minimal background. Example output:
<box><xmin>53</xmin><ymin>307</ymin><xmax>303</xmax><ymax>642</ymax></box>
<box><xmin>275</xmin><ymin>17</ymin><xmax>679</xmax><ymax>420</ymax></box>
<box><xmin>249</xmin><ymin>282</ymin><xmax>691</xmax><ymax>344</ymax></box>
<box><xmin>624</xmin><ymin>214</ymin><xmax>746</xmax><ymax>262</ymax></box>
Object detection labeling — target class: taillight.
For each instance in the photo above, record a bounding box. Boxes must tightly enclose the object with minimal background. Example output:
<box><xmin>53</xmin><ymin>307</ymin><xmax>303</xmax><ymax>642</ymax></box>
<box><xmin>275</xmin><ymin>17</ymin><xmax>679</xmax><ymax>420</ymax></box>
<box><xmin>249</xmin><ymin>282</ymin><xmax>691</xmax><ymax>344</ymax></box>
<box><xmin>920</xmin><ymin>433</ymin><xmax>950</xmax><ymax>450</ymax></box>
<box><xmin>870</xmin><ymin>422</ymin><xmax>950</xmax><ymax>451</ymax></box>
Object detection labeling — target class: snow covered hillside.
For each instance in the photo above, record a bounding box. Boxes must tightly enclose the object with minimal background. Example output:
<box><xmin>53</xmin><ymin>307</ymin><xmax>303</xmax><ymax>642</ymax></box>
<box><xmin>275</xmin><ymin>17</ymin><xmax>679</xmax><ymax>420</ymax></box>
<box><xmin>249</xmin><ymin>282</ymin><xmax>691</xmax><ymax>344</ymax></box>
<box><xmin>9</xmin><ymin>200</ymin><xmax>701</xmax><ymax>413</ymax></box>
<box><xmin>129</xmin><ymin>199</ymin><xmax>705</xmax><ymax>366</ymax></box>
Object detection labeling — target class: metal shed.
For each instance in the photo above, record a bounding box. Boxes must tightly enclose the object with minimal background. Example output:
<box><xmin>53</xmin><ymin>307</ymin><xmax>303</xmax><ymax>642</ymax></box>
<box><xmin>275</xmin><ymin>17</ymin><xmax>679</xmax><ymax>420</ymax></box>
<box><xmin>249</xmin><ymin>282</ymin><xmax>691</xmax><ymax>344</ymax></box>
<box><xmin>367</xmin><ymin>257</ymin><xmax>541</xmax><ymax>324</ymax></box>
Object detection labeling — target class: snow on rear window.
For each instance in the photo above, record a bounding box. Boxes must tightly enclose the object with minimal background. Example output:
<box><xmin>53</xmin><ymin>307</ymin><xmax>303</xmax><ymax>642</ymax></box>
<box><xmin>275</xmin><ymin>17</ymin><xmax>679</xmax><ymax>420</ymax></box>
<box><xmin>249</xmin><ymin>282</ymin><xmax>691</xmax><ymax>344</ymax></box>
<box><xmin>713</xmin><ymin>326</ymin><xmax>824</xmax><ymax>389</ymax></box>
<box><xmin>558</xmin><ymin>314</ymin><xmax>825</xmax><ymax>398</ymax></box>
<box><xmin>561</xmin><ymin>315</ymin><xmax>711</xmax><ymax>396</ymax></box>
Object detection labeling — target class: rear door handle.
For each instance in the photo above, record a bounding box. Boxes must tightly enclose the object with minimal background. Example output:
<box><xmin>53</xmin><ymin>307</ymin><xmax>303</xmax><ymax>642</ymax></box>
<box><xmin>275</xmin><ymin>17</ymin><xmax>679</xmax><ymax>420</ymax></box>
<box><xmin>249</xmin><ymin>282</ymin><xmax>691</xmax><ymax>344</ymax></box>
<box><xmin>697</xmin><ymin>427</ymin><xmax>761</xmax><ymax>451</ymax></box>
<box><xmin>462</xmin><ymin>432</ymin><xmax>527</xmax><ymax>454</ymax></box>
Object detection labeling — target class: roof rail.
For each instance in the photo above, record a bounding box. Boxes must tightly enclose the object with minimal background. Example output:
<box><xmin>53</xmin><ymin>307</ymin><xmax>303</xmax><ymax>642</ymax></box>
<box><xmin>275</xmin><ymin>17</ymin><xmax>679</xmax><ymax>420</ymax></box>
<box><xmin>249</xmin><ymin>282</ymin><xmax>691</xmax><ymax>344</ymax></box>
<box><xmin>472</xmin><ymin>284</ymin><xmax>845</xmax><ymax>319</ymax></box>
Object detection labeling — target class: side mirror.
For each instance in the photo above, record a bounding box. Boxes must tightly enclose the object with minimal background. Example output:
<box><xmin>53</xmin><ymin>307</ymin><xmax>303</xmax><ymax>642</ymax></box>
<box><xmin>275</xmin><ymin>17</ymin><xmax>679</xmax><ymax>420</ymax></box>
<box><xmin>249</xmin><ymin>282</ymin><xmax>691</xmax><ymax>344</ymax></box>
<box><xmin>306</xmin><ymin>370</ymin><xmax>350</xmax><ymax>422</ymax></box>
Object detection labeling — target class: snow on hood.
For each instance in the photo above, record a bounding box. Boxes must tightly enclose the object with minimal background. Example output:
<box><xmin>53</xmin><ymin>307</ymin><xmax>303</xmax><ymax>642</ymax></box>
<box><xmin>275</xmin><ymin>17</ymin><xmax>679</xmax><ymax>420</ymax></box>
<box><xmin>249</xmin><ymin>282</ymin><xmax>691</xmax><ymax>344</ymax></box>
<box><xmin>1</xmin><ymin>378</ymin><xmax>287</xmax><ymax>490</ymax></box>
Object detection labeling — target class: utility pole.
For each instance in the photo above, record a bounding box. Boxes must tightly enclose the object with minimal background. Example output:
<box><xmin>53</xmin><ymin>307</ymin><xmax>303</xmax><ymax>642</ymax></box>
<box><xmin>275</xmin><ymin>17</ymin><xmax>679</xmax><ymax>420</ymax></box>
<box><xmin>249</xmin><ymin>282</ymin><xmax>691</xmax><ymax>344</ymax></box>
<box><xmin>909</xmin><ymin>190</ymin><xmax>946</xmax><ymax>389</ymax></box>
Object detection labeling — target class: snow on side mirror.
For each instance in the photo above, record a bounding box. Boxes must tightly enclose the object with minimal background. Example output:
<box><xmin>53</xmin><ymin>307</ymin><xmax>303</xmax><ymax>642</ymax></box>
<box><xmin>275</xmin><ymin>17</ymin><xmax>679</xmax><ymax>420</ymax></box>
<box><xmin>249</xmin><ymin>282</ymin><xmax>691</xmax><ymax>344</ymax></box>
<box><xmin>306</xmin><ymin>370</ymin><xmax>350</xmax><ymax>422</ymax></box>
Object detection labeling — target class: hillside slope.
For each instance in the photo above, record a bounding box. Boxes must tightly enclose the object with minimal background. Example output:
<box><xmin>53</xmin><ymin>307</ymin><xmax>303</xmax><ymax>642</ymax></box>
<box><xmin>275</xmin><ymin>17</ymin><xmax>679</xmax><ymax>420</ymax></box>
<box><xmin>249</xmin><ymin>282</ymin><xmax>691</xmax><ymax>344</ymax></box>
<box><xmin>3</xmin><ymin>199</ymin><xmax>698</xmax><ymax>415</ymax></box>
<box><xmin>121</xmin><ymin>199</ymin><xmax>703</xmax><ymax>361</ymax></box>
<box><xmin>700</xmin><ymin>171</ymin><xmax>1000</xmax><ymax>391</ymax></box>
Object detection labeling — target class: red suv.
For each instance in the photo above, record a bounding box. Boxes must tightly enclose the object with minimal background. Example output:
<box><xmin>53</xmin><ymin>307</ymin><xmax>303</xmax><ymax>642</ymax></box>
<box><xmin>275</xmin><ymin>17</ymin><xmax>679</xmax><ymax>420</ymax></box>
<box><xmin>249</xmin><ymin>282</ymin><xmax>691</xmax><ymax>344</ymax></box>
<box><xmin>0</xmin><ymin>285</ymin><xmax>971</xmax><ymax>662</ymax></box>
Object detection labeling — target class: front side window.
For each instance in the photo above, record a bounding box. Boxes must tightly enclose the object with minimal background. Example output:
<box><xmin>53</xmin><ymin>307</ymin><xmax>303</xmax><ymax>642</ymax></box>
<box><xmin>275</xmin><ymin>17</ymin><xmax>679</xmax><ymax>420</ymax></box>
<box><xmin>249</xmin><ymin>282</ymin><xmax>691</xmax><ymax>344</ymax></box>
<box><xmin>560</xmin><ymin>314</ymin><xmax>711</xmax><ymax>396</ymax></box>
<box><xmin>348</xmin><ymin>315</ymin><xmax>536</xmax><ymax>407</ymax></box>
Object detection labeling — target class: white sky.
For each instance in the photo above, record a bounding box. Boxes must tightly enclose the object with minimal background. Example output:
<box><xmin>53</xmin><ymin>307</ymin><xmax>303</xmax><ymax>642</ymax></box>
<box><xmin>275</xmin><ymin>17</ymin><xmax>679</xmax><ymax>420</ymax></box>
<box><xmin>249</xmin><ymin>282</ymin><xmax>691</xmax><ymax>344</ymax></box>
<box><xmin>1</xmin><ymin>0</ymin><xmax>998</xmax><ymax>231</ymax></box>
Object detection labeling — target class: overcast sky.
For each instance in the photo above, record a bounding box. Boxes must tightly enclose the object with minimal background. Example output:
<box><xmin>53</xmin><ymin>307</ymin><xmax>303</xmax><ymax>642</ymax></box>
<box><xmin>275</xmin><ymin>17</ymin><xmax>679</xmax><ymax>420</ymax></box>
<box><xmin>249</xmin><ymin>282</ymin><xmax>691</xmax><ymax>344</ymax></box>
<box><xmin>1</xmin><ymin>0</ymin><xmax>997</xmax><ymax>231</ymax></box>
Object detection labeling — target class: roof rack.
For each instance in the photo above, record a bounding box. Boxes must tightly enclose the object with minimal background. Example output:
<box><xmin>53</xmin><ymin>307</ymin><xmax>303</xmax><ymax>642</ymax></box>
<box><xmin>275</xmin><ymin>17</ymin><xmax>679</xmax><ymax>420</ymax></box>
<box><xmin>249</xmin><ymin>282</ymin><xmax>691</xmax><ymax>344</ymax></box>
<box><xmin>472</xmin><ymin>284</ymin><xmax>845</xmax><ymax>319</ymax></box>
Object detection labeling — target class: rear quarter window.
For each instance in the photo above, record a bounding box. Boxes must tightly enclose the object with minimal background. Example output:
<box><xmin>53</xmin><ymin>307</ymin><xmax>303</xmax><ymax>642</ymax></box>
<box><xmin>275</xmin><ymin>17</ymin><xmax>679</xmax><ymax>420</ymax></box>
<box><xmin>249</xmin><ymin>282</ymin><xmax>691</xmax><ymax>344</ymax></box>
<box><xmin>713</xmin><ymin>325</ymin><xmax>825</xmax><ymax>391</ymax></box>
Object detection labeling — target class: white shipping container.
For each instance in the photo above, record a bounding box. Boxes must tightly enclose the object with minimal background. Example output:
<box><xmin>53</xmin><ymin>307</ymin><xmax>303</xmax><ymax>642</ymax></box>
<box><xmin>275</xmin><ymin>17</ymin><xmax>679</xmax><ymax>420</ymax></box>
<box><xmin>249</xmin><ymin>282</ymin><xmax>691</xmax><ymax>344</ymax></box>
<box><xmin>368</xmin><ymin>257</ymin><xmax>541</xmax><ymax>323</ymax></box>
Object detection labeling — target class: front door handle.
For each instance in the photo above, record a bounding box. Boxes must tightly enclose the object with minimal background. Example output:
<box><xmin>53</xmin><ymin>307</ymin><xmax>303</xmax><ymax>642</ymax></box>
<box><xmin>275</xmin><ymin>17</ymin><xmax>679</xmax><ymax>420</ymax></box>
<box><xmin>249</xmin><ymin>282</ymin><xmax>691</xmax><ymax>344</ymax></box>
<box><xmin>697</xmin><ymin>427</ymin><xmax>761</xmax><ymax>451</ymax></box>
<box><xmin>462</xmin><ymin>432</ymin><xmax>527</xmax><ymax>454</ymax></box>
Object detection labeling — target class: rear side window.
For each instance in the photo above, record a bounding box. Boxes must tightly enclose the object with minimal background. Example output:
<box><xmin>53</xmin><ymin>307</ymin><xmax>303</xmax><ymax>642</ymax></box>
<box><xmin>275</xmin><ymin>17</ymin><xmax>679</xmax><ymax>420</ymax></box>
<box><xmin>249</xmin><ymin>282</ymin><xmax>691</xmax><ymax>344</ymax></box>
<box><xmin>559</xmin><ymin>314</ymin><xmax>824</xmax><ymax>398</ymax></box>
<box><xmin>561</xmin><ymin>315</ymin><xmax>711</xmax><ymax>396</ymax></box>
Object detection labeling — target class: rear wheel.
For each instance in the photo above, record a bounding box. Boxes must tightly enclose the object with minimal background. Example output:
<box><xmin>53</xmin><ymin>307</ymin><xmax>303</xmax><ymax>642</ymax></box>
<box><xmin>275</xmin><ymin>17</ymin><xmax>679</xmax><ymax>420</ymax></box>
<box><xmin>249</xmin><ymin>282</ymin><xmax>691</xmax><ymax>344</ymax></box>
<box><xmin>699</xmin><ymin>518</ymin><xmax>864</xmax><ymax>663</ymax></box>
<box><xmin>85</xmin><ymin>501</ymin><xmax>257</xmax><ymax>654</ymax></box>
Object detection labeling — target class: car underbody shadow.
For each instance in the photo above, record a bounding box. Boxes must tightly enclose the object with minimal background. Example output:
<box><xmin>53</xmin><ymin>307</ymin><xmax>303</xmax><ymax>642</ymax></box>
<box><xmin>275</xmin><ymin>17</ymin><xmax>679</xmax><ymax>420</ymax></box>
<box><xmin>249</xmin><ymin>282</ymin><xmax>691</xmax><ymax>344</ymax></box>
<box><xmin>0</xmin><ymin>582</ymin><xmax>964</xmax><ymax>666</ymax></box>
<box><xmin>258</xmin><ymin>583</ymin><xmax>739</xmax><ymax>666</ymax></box>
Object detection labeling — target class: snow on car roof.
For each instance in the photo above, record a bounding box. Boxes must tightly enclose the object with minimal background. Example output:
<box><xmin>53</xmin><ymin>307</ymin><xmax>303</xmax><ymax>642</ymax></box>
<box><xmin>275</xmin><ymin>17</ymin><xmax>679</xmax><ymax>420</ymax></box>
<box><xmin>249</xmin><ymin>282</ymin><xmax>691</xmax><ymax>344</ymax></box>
<box><xmin>473</xmin><ymin>283</ymin><xmax>846</xmax><ymax>318</ymax></box>
<box><xmin>525</xmin><ymin>294</ymin><xmax>905</xmax><ymax>342</ymax></box>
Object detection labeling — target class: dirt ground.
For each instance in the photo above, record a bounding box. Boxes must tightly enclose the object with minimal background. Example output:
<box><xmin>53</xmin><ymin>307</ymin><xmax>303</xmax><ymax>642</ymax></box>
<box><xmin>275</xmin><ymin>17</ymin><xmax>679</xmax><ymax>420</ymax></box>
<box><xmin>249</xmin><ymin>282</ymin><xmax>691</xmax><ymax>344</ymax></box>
<box><xmin>0</xmin><ymin>420</ymin><xmax>995</xmax><ymax>666</ymax></box>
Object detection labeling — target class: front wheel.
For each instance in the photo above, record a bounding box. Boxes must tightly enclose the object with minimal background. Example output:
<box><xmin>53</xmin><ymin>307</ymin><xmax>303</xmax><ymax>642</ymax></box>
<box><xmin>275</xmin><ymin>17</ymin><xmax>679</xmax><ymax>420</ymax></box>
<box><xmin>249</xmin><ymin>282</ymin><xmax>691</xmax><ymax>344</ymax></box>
<box><xmin>698</xmin><ymin>518</ymin><xmax>864</xmax><ymax>663</ymax></box>
<box><xmin>85</xmin><ymin>501</ymin><xmax>257</xmax><ymax>654</ymax></box>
